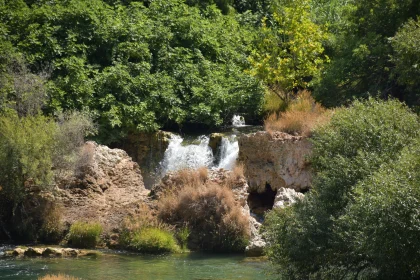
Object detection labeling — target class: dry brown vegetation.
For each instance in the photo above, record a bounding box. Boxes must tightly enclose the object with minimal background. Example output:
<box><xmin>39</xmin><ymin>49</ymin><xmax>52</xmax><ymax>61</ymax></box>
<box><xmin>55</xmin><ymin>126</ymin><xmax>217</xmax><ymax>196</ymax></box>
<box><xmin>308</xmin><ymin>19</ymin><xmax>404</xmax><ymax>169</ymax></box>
<box><xmin>223</xmin><ymin>163</ymin><xmax>245</xmax><ymax>189</ymax></box>
<box><xmin>157</xmin><ymin>168</ymin><xmax>249</xmax><ymax>252</ymax></box>
<box><xmin>264</xmin><ymin>90</ymin><xmax>332</xmax><ymax>137</ymax></box>
<box><xmin>38</xmin><ymin>274</ymin><xmax>80</xmax><ymax>280</ymax></box>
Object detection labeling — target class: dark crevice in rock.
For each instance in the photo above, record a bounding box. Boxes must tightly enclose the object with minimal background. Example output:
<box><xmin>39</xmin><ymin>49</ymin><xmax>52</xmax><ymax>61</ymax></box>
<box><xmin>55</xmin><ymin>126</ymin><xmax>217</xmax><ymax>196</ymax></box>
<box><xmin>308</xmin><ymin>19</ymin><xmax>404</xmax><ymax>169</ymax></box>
<box><xmin>247</xmin><ymin>184</ymin><xmax>276</xmax><ymax>220</ymax></box>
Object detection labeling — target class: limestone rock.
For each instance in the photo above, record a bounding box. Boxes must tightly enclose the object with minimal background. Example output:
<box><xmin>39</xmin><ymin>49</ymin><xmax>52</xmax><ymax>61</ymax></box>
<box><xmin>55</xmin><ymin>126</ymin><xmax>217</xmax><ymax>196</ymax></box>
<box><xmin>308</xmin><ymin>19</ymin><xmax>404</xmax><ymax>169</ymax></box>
<box><xmin>122</xmin><ymin>131</ymin><xmax>173</xmax><ymax>187</ymax></box>
<box><xmin>245</xmin><ymin>215</ymin><xmax>266</xmax><ymax>257</ymax></box>
<box><xmin>274</xmin><ymin>187</ymin><xmax>305</xmax><ymax>209</ymax></box>
<box><xmin>238</xmin><ymin>131</ymin><xmax>312</xmax><ymax>192</ymax></box>
<box><xmin>208</xmin><ymin>133</ymin><xmax>223</xmax><ymax>156</ymax></box>
<box><xmin>24</xmin><ymin>247</ymin><xmax>43</xmax><ymax>257</ymax></box>
<box><xmin>11</xmin><ymin>247</ymin><xmax>25</xmax><ymax>256</ymax></box>
<box><xmin>42</xmin><ymin>247</ymin><xmax>63</xmax><ymax>257</ymax></box>
<box><xmin>57</xmin><ymin>141</ymin><xmax>150</xmax><ymax>234</ymax></box>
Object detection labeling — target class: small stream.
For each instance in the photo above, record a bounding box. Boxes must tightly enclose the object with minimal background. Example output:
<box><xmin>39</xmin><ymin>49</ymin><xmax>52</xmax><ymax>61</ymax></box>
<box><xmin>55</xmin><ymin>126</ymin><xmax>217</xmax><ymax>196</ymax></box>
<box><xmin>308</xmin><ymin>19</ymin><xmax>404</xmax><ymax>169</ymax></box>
<box><xmin>0</xmin><ymin>249</ymin><xmax>269</xmax><ymax>280</ymax></box>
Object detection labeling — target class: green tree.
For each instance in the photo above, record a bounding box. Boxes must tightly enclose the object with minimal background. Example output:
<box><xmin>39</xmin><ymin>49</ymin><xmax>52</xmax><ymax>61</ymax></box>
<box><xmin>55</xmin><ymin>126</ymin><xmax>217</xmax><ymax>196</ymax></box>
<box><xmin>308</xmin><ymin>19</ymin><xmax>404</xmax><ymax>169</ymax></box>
<box><xmin>314</xmin><ymin>0</ymin><xmax>420</xmax><ymax>108</ymax></box>
<box><xmin>1</xmin><ymin>0</ymin><xmax>264</xmax><ymax>142</ymax></box>
<box><xmin>391</xmin><ymin>17</ymin><xmax>420</xmax><ymax>109</ymax></box>
<box><xmin>335</xmin><ymin>139</ymin><xmax>420</xmax><ymax>279</ymax></box>
<box><xmin>249</xmin><ymin>0</ymin><xmax>328</xmax><ymax>104</ymax></box>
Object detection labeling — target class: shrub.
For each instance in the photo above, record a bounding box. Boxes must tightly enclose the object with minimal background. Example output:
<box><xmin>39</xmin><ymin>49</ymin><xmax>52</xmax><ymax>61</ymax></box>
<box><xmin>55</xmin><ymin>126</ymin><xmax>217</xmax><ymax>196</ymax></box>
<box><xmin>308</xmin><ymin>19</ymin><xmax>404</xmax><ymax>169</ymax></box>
<box><xmin>177</xmin><ymin>226</ymin><xmax>190</xmax><ymax>250</ymax></box>
<box><xmin>123</xmin><ymin>227</ymin><xmax>180</xmax><ymax>254</ymax></box>
<box><xmin>223</xmin><ymin>163</ymin><xmax>245</xmax><ymax>189</ymax></box>
<box><xmin>38</xmin><ymin>202</ymin><xmax>64</xmax><ymax>244</ymax></box>
<box><xmin>263</xmin><ymin>99</ymin><xmax>420</xmax><ymax>279</ymax></box>
<box><xmin>38</xmin><ymin>274</ymin><xmax>80</xmax><ymax>280</ymax></box>
<box><xmin>119</xmin><ymin>204</ymin><xmax>180</xmax><ymax>253</ymax></box>
<box><xmin>68</xmin><ymin>221</ymin><xmax>103</xmax><ymax>248</ymax></box>
<box><xmin>158</xmin><ymin>172</ymin><xmax>250</xmax><ymax>252</ymax></box>
<box><xmin>334</xmin><ymin>139</ymin><xmax>420</xmax><ymax>279</ymax></box>
<box><xmin>264</xmin><ymin>90</ymin><xmax>331</xmax><ymax>136</ymax></box>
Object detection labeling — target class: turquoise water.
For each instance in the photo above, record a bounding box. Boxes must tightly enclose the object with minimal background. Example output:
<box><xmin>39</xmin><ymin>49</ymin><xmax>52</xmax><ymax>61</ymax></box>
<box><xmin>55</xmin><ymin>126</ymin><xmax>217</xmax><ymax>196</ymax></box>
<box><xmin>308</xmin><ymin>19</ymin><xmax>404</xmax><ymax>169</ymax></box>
<box><xmin>0</xmin><ymin>249</ymin><xmax>270</xmax><ymax>280</ymax></box>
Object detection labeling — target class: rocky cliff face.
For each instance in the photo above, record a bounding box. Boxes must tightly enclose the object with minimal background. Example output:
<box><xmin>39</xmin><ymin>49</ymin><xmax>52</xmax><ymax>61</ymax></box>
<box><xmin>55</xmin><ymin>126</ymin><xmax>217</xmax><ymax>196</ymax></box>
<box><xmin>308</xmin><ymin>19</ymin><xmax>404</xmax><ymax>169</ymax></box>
<box><xmin>57</xmin><ymin>141</ymin><xmax>149</xmax><ymax>233</ymax></box>
<box><xmin>121</xmin><ymin>131</ymin><xmax>172</xmax><ymax>188</ymax></box>
<box><xmin>238</xmin><ymin>131</ymin><xmax>312</xmax><ymax>193</ymax></box>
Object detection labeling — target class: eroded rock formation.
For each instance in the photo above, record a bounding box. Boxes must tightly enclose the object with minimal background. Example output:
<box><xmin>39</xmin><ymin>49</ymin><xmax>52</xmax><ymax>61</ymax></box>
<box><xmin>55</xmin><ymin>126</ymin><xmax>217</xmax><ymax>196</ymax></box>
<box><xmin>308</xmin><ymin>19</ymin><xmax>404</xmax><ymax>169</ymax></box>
<box><xmin>57</xmin><ymin>141</ymin><xmax>149</xmax><ymax>234</ymax></box>
<box><xmin>238</xmin><ymin>131</ymin><xmax>312</xmax><ymax>193</ymax></box>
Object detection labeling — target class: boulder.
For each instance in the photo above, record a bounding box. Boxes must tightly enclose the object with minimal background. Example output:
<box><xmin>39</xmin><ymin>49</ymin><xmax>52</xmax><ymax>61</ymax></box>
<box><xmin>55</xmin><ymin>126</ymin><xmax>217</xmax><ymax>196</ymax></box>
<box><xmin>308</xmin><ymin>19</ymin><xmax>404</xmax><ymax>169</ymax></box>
<box><xmin>42</xmin><ymin>247</ymin><xmax>63</xmax><ymax>257</ymax></box>
<box><xmin>24</xmin><ymin>247</ymin><xmax>43</xmax><ymax>257</ymax></box>
<box><xmin>11</xmin><ymin>247</ymin><xmax>25</xmax><ymax>256</ymax></box>
<box><xmin>274</xmin><ymin>187</ymin><xmax>305</xmax><ymax>209</ymax></box>
<box><xmin>208</xmin><ymin>133</ymin><xmax>223</xmax><ymax>156</ymax></box>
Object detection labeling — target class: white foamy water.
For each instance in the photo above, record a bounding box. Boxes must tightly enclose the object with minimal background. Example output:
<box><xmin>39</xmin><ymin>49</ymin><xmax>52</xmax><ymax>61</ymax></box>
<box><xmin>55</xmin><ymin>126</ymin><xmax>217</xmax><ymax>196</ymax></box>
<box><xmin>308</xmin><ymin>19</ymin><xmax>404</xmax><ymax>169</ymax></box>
<box><xmin>160</xmin><ymin>135</ymin><xmax>214</xmax><ymax>174</ymax></box>
<box><xmin>217</xmin><ymin>136</ymin><xmax>239</xmax><ymax>170</ymax></box>
<box><xmin>159</xmin><ymin>134</ymin><xmax>239</xmax><ymax>176</ymax></box>
<box><xmin>232</xmin><ymin>115</ymin><xmax>246</xmax><ymax>127</ymax></box>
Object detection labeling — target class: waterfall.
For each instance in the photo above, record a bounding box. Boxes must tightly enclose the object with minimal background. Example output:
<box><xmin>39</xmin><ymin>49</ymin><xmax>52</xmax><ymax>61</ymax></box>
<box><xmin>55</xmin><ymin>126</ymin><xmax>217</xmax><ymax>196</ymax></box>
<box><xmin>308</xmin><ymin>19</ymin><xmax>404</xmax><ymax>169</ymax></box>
<box><xmin>217</xmin><ymin>136</ymin><xmax>239</xmax><ymax>170</ymax></box>
<box><xmin>159</xmin><ymin>133</ymin><xmax>240</xmax><ymax>176</ymax></box>
<box><xmin>232</xmin><ymin>115</ymin><xmax>246</xmax><ymax>127</ymax></box>
<box><xmin>159</xmin><ymin>135</ymin><xmax>214</xmax><ymax>174</ymax></box>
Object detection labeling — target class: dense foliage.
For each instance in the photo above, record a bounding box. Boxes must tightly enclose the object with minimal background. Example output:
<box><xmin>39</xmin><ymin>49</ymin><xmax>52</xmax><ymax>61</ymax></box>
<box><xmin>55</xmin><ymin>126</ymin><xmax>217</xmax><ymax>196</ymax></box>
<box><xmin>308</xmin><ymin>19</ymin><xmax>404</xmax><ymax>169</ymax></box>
<box><xmin>263</xmin><ymin>99</ymin><xmax>420</xmax><ymax>279</ymax></box>
<box><xmin>0</xmin><ymin>0</ymin><xmax>265</xmax><ymax>142</ymax></box>
<box><xmin>314</xmin><ymin>0</ymin><xmax>420</xmax><ymax>109</ymax></box>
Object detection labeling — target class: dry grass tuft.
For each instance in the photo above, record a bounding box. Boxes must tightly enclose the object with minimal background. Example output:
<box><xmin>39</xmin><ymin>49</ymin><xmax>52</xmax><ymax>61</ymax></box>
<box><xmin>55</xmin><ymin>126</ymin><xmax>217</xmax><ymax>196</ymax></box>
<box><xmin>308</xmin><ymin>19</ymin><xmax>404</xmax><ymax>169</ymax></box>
<box><xmin>170</xmin><ymin>167</ymin><xmax>208</xmax><ymax>189</ymax></box>
<box><xmin>158</xmin><ymin>169</ymin><xmax>250</xmax><ymax>252</ymax></box>
<box><xmin>224</xmin><ymin>163</ymin><xmax>245</xmax><ymax>189</ymax></box>
<box><xmin>264</xmin><ymin>90</ymin><xmax>332</xmax><ymax>137</ymax></box>
<box><xmin>38</xmin><ymin>274</ymin><xmax>80</xmax><ymax>280</ymax></box>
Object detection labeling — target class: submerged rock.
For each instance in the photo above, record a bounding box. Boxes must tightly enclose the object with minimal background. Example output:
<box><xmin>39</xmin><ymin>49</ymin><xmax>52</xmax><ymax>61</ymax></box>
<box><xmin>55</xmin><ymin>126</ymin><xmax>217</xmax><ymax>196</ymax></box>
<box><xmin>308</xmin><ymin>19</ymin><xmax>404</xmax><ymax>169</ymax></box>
<box><xmin>5</xmin><ymin>247</ymin><xmax>98</xmax><ymax>258</ymax></box>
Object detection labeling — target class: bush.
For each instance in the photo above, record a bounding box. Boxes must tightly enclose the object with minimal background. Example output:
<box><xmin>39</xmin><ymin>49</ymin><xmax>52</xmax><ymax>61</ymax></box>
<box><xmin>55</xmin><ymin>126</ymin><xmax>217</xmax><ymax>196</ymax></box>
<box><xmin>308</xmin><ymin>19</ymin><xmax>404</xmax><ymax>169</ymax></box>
<box><xmin>177</xmin><ymin>226</ymin><xmax>190</xmax><ymax>250</ymax></box>
<box><xmin>158</xmin><ymin>170</ymin><xmax>250</xmax><ymax>252</ymax></box>
<box><xmin>263</xmin><ymin>99</ymin><xmax>420</xmax><ymax>279</ymax></box>
<box><xmin>123</xmin><ymin>227</ymin><xmax>180</xmax><ymax>254</ymax></box>
<box><xmin>38</xmin><ymin>274</ymin><xmax>80</xmax><ymax>280</ymax></box>
<box><xmin>335</xmin><ymin>139</ymin><xmax>420</xmax><ymax>279</ymax></box>
<box><xmin>68</xmin><ymin>221</ymin><xmax>103</xmax><ymax>248</ymax></box>
<box><xmin>264</xmin><ymin>91</ymin><xmax>331</xmax><ymax>136</ymax></box>
<box><xmin>120</xmin><ymin>204</ymin><xmax>180</xmax><ymax>253</ymax></box>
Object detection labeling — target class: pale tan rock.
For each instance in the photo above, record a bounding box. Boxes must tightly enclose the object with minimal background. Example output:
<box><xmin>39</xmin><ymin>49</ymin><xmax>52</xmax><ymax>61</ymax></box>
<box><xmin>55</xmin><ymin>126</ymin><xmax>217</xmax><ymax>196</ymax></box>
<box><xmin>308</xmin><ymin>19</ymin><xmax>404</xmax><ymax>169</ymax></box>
<box><xmin>57</xmin><ymin>141</ymin><xmax>150</xmax><ymax>234</ymax></box>
<box><xmin>11</xmin><ymin>248</ymin><xmax>25</xmax><ymax>256</ymax></box>
<box><xmin>238</xmin><ymin>131</ymin><xmax>312</xmax><ymax>192</ymax></box>
<box><xmin>274</xmin><ymin>187</ymin><xmax>305</xmax><ymax>209</ymax></box>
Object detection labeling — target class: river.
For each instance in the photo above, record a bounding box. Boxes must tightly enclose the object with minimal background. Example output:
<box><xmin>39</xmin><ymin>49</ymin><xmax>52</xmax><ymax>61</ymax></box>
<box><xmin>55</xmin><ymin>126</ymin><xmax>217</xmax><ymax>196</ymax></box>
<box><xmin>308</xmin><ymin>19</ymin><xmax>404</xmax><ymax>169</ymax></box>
<box><xmin>0</xmin><ymin>248</ymin><xmax>270</xmax><ymax>280</ymax></box>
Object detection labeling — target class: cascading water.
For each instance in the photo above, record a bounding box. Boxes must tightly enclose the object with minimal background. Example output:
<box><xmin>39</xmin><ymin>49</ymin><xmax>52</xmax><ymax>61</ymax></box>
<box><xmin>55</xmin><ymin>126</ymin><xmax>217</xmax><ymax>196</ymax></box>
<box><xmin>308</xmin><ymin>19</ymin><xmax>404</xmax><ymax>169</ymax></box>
<box><xmin>157</xmin><ymin>115</ymin><xmax>249</xmax><ymax>178</ymax></box>
<box><xmin>159</xmin><ymin>134</ymin><xmax>240</xmax><ymax>176</ymax></box>
<box><xmin>159</xmin><ymin>135</ymin><xmax>214</xmax><ymax>175</ymax></box>
<box><xmin>232</xmin><ymin>115</ymin><xmax>246</xmax><ymax>127</ymax></box>
<box><xmin>217</xmin><ymin>136</ymin><xmax>239</xmax><ymax>170</ymax></box>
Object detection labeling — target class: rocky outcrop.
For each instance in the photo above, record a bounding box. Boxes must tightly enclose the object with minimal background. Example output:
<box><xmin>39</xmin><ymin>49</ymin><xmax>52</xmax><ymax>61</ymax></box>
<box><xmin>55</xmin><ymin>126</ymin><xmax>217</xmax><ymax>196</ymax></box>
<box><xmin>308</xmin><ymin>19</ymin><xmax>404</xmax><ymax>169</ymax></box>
<box><xmin>208</xmin><ymin>133</ymin><xmax>223</xmax><ymax>157</ymax></box>
<box><xmin>238</xmin><ymin>131</ymin><xmax>312</xmax><ymax>193</ymax></box>
<box><xmin>57</xmin><ymin>142</ymin><xmax>149</xmax><ymax>234</ymax></box>
<box><xmin>121</xmin><ymin>131</ymin><xmax>173</xmax><ymax>187</ymax></box>
<box><xmin>4</xmin><ymin>247</ymin><xmax>99</xmax><ymax>258</ymax></box>
<box><xmin>274</xmin><ymin>187</ymin><xmax>305</xmax><ymax>209</ymax></box>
